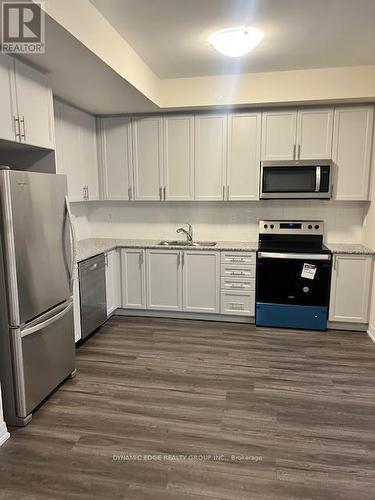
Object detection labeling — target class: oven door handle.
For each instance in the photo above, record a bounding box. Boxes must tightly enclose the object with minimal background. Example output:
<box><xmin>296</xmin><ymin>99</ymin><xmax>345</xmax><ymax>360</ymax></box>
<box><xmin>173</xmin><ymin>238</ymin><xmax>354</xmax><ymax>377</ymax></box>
<box><xmin>258</xmin><ymin>252</ymin><xmax>331</xmax><ymax>261</ymax></box>
<box><xmin>315</xmin><ymin>166</ymin><xmax>321</xmax><ymax>192</ymax></box>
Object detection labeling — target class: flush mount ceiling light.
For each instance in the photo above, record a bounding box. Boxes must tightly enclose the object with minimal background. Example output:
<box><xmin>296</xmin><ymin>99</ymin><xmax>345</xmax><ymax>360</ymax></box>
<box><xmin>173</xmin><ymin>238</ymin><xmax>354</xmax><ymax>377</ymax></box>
<box><xmin>208</xmin><ymin>26</ymin><xmax>264</xmax><ymax>57</ymax></box>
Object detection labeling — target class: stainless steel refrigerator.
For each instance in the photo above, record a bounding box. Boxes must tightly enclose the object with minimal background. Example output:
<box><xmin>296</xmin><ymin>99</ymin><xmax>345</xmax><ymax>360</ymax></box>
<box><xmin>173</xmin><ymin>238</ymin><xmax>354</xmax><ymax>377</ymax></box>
<box><xmin>0</xmin><ymin>167</ymin><xmax>76</xmax><ymax>426</ymax></box>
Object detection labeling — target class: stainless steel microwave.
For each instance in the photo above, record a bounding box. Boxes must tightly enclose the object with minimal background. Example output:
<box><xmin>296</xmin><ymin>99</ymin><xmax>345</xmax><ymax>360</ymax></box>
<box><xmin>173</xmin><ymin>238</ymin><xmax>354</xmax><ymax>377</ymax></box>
<box><xmin>260</xmin><ymin>160</ymin><xmax>332</xmax><ymax>199</ymax></box>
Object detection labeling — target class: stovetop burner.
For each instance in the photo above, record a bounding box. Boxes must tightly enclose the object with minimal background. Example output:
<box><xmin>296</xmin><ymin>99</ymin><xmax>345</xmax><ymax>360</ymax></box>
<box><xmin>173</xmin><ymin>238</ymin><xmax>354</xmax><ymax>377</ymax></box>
<box><xmin>258</xmin><ymin>220</ymin><xmax>331</xmax><ymax>255</ymax></box>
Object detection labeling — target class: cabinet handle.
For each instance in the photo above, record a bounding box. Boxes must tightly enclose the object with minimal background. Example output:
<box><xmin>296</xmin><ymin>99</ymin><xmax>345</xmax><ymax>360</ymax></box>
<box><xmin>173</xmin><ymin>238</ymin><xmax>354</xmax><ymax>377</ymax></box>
<box><xmin>20</xmin><ymin>116</ymin><xmax>26</xmax><ymax>141</ymax></box>
<box><xmin>14</xmin><ymin>116</ymin><xmax>21</xmax><ymax>140</ymax></box>
<box><xmin>181</xmin><ymin>251</ymin><xmax>185</xmax><ymax>267</ymax></box>
<box><xmin>222</xmin><ymin>185</ymin><xmax>225</xmax><ymax>201</ymax></box>
<box><xmin>230</xmin><ymin>284</ymin><xmax>245</xmax><ymax>289</ymax></box>
<box><xmin>227</xmin><ymin>185</ymin><xmax>230</xmax><ymax>200</ymax></box>
<box><xmin>86</xmin><ymin>185</ymin><xmax>89</xmax><ymax>200</ymax></box>
<box><xmin>104</xmin><ymin>253</ymin><xmax>108</xmax><ymax>267</ymax></box>
<box><xmin>163</xmin><ymin>186</ymin><xmax>166</xmax><ymax>201</ymax></box>
<box><xmin>297</xmin><ymin>144</ymin><xmax>301</xmax><ymax>159</ymax></box>
<box><xmin>159</xmin><ymin>186</ymin><xmax>163</xmax><ymax>201</ymax></box>
<box><xmin>293</xmin><ymin>144</ymin><xmax>296</xmax><ymax>159</ymax></box>
<box><xmin>333</xmin><ymin>255</ymin><xmax>337</xmax><ymax>271</ymax></box>
<box><xmin>177</xmin><ymin>252</ymin><xmax>181</xmax><ymax>266</ymax></box>
<box><xmin>139</xmin><ymin>252</ymin><xmax>144</xmax><ymax>266</ymax></box>
<box><xmin>128</xmin><ymin>186</ymin><xmax>132</xmax><ymax>200</ymax></box>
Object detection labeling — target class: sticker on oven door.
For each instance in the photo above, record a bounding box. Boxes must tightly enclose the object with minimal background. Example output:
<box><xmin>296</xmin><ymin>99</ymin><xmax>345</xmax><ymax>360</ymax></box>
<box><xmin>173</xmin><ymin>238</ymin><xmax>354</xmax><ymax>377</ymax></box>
<box><xmin>301</xmin><ymin>263</ymin><xmax>317</xmax><ymax>280</ymax></box>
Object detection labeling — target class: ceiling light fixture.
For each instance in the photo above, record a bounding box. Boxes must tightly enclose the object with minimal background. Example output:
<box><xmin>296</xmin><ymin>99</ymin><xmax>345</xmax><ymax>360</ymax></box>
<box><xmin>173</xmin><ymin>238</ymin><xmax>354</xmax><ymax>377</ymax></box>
<box><xmin>208</xmin><ymin>26</ymin><xmax>264</xmax><ymax>57</ymax></box>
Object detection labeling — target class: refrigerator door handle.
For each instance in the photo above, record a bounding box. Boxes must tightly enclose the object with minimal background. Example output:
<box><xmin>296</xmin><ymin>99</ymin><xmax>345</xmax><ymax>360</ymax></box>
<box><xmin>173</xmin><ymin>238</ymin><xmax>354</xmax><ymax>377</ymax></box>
<box><xmin>21</xmin><ymin>300</ymin><xmax>73</xmax><ymax>338</ymax></box>
<box><xmin>65</xmin><ymin>196</ymin><xmax>77</xmax><ymax>292</ymax></box>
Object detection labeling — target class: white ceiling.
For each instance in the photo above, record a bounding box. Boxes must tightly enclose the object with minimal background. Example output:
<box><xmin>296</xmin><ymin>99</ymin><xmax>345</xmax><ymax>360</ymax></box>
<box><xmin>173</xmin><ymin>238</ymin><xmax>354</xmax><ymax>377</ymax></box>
<box><xmin>89</xmin><ymin>0</ymin><xmax>375</xmax><ymax>79</ymax></box>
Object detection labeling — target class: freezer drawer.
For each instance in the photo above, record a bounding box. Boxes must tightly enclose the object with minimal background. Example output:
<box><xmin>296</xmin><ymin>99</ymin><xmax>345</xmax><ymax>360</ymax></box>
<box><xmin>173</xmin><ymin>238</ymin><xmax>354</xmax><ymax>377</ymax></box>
<box><xmin>79</xmin><ymin>254</ymin><xmax>107</xmax><ymax>339</ymax></box>
<box><xmin>18</xmin><ymin>300</ymin><xmax>75</xmax><ymax>417</ymax></box>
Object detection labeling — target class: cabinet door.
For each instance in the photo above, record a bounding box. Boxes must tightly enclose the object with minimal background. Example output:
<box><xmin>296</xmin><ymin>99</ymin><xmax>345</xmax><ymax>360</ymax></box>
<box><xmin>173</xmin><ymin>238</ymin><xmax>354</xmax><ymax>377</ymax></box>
<box><xmin>329</xmin><ymin>254</ymin><xmax>372</xmax><ymax>323</ymax></box>
<box><xmin>332</xmin><ymin>106</ymin><xmax>374</xmax><ymax>200</ymax></box>
<box><xmin>0</xmin><ymin>54</ymin><xmax>17</xmax><ymax>142</ymax></box>
<box><xmin>297</xmin><ymin>108</ymin><xmax>334</xmax><ymax>160</ymax></box>
<box><xmin>78</xmin><ymin>110</ymin><xmax>99</xmax><ymax>200</ymax></box>
<box><xmin>261</xmin><ymin>110</ymin><xmax>297</xmax><ymax>161</ymax></box>
<box><xmin>105</xmin><ymin>250</ymin><xmax>121</xmax><ymax>316</ymax></box>
<box><xmin>98</xmin><ymin>117</ymin><xmax>133</xmax><ymax>200</ymax></box>
<box><xmin>121</xmin><ymin>249</ymin><xmax>146</xmax><ymax>309</ymax></box>
<box><xmin>163</xmin><ymin>115</ymin><xmax>194</xmax><ymax>200</ymax></box>
<box><xmin>194</xmin><ymin>114</ymin><xmax>227</xmax><ymax>200</ymax></box>
<box><xmin>55</xmin><ymin>101</ymin><xmax>85</xmax><ymax>201</ymax></box>
<box><xmin>183</xmin><ymin>251</ymin><xmax>220</xmax><ymax>313</ymax></box>
<box><xmin>146</xmin><ymin>250</ymin><xmax>182</xmax><ymax>311</ymax></box>
<box><xmin>132</xmin><ymin>117</ymin><xmax>163</xmax><ymax>200</ymax></box>
<box><xmin>227</xmin><ymin>112</ymin><xmax>261</xmax><ymax>200</ymax></box>
<box><xmin>14</xmin><ymin>59</ymin><xmax>54</xmax><ymax>149</ymax></box>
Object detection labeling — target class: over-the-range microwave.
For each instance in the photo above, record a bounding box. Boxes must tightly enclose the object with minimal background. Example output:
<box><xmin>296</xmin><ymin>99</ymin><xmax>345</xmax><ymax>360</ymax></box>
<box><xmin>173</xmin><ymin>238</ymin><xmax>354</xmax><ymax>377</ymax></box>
<box><xmin>260</xmin><ymin>160</ymin><xmax>332</xmax><ymax>199</ymax></box>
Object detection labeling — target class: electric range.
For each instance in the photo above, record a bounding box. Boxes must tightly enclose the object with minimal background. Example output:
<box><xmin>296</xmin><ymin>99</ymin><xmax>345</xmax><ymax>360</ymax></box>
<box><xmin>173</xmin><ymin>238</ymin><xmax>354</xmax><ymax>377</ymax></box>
<box><xmin>256</xmin><ymin>220</ymin><xmax>332</xmax><ymax>331</ymax></box>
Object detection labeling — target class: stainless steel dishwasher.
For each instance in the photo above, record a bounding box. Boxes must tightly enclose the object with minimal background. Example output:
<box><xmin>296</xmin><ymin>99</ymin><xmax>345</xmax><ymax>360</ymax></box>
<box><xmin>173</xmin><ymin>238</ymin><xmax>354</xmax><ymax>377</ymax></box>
<box><xmin>79</xmin><ymin>254</ymin><xmax>107</xmax><ymax>339</ymax></box>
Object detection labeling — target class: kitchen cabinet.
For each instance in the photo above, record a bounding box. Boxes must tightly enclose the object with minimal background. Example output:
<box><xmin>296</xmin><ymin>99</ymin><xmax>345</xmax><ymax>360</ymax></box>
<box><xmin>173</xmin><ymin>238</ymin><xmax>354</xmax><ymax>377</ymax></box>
<box><xmin>13</xmin><ymin>58</ymin><xmax>55</xmax><ymax>149</ymax></box>
<box><xmin>194</xmin><ymin>114</ymin><xmax>227</xmax><ymax>200</ymax></box>
<box><xmin>296</xmin><ymin>108</ymin><xmax>333</xmax><ymax>160</ymax></box>
<box><xmin>261</xmin><ymin>108</ymin><xmax>333</xmax><ymax>161</ymax></box>
<box><xmin>105</xmin><ymin>250</ymin><xmax>122</xmax><ymax>315</ymax></box>
<box><xmin>332</xmin><ymin>106</ymin><xmax>374</xmax><ymax>200</ymax></box>
<box><xmin>0</xmin><ymin>54</ymin><xmax>16</xmax><ymax>142</ymax></box>
<box><xmin>329</xmin><ymin>254</ymin><xmax>373</xmax><ymax>324</ymax></box>
<box><xmin>261</xmin><ymin>110</ymin><xmax>297</xmax><ymax>161</ymax></box>
<box><xmin>146</xmin><ymin>250</ymin><xmax>182</xmax><ymax>310</ymax></box>
<box><xmin>182</xmin><ymin>251</ymin><xmax>220</xmax><ymax>313</ymax></box>
<box><xmin>54</xmin><ymin>100</ymin><xmax>99</xmax><ymax>201</ymax></box>
<box><xmin>163</xmin><ymin>115</ymin><xmax>194</xmax><ymax>200</ymax></box>
<box><xmin>0</xmin><ymin>54</ymin><xmax>54</xmax><ymax>148</ymax></box>
<box><xmin>132</xmin><ymin>116</ymin><xmax>163</xmax><ymax>200</ymax></box>
<box><xmin>226</xmin><ymin>112</ymin><xmax>261</xmax><ymax>200</ymax></box>
<box><xmin>98</xmin><ymin>117</ymin><xmax>133</xmax><ymax>200</ymax></box>
<box><xmin>121</xmin><ymin>249</ymin><xmax>146</xmax><ymax>309</ymax></box>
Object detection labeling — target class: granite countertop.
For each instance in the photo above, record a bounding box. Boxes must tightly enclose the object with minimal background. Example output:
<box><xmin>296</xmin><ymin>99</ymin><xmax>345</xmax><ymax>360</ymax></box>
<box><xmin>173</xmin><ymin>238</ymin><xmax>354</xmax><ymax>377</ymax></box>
<box><xmin>76</xmin><ymin>238</ymin><xmax>259</xmax><ymax>262</ymax></box>
<box><xmin>326</xmin><ymin>243</ymin><xmax>375</xmax><ymax>255</ymax></box>
<box><xmin>76</xmin><ymin>238</ymin><xmax>375</xmax><ymax>262</ymax></box>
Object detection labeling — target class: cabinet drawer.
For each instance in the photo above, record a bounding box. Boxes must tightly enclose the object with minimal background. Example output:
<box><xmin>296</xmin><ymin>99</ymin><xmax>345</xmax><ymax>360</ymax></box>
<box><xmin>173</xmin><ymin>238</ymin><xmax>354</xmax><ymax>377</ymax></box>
<box><xmin>221</xmin><ymin>277</ymin><xmax>255</xmax><ymax>291</ymax></box>
<box><xmin>221</xmin><ymin>252</ymin><xmax>256</xmax><ymax>265</ymax></box>
<box><xmin>221</xmin><ymin>291</ymin><xmax>255</xmax><ymax>316</ymax></box>
<box><xmin>221</xmin><ymin>264</ymin><xmax>256</xmax><ymax>278</ymax></box>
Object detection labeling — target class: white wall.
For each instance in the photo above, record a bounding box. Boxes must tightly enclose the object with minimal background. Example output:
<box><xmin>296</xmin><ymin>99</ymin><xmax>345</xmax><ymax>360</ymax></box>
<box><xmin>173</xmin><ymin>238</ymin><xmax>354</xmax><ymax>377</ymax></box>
<box><xmin>0</xmin><ymin>386</ymin><xmax>10</xmax><ymax>446</ymax></box>
<box><xmin>72</xmin><ymin>200</ymin><xmax>366</xmax><ymax>244</ymax></box>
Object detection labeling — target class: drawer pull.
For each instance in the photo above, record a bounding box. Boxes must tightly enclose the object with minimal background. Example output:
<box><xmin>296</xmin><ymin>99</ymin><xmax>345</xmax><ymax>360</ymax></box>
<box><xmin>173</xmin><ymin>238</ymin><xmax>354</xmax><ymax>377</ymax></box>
<box><xmin>229</xmin><ymin>303</ymin><xmax>244</xmax><ymax>310</ymax></box>
<box><xmin>230</xmin><ymin>271</ymin><xmax>245</xmax><ymax>276</ymax></box>
<box><xmin>230</xmin><ymin>284</ymin><xmax>245</xmax><ymax>288</ymax></box>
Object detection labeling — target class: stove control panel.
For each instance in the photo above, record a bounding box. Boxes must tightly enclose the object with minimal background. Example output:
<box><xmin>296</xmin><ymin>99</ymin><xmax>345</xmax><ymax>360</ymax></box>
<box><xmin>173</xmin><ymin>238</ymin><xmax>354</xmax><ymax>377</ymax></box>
<box><xmin>259</xmin><ymin>220</ymin><xmax>324</xmax><ymax>236</ymax></box>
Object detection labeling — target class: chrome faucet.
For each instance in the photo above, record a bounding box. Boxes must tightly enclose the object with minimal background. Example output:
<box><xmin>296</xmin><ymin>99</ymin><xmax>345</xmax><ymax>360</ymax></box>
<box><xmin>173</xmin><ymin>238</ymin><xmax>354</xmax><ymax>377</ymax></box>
<box><xmin>176</xmin><ymin>223</ymin><xmax>193</xmax><ymax>242</ymax></box>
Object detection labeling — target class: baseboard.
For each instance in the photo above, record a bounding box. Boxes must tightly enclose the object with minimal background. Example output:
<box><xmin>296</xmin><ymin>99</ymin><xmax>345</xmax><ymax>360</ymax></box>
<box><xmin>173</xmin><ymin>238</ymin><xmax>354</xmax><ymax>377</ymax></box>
<box><xmin>115</xmin><ymin>308</ymin><xmax>254</xmax><ymax>324</ymax></box>
<box><xmin>327</xmin><ymin>321</ymin><xmax>368</xmax><ymax>332</ymax></box>
<box><xmin>0</xmin><ymin>422</ymin><xmax>10</xmax><ymax>447</ymax></box>
<box><xmin>367</xmin><ymin>324</ymin><xmax>375</xmax><ymax>344</ymax></box>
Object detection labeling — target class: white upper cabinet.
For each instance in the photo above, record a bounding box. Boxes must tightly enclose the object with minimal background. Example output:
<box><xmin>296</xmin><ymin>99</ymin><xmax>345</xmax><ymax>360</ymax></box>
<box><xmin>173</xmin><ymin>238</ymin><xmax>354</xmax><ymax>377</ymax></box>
<box><xmin>296</xmin><ymin>108</ymin><xmax>333</xmax><ymax>160</ymax></box>
<box><xmin>146</xmin><ymin>250</ymin><xmax>182</xmax><ymax>311</ymax></box>
<box><xmin>261</xmin><ymin>110</ymin><xmax>297</xmax><ymax>161</ymax></box>
<box><xmin>262</xmin><ymin>108</ymin><xmax>334</xmax><ymax>161</ymax></box>
<box><xmin>98</xmin><ymin>117</ymin><xmax>133</xmax><ymax>200</ymax></box>
<box><xmin>194</xmin><ymin>114</ymin><xmax>227</xmax><ymax>200</ymax></box>
<box><xmin>332</xmin><ymin>106</ymin><xmax>374</xmax><ymax>201</ymax></box>
<box><xmin>132</xmin><ymin>116</ymin><xmax>163</xmax><ymax>200</ymax></box>
<box><xmin>121</xmin><ymin>249</ymin><xmax>146</xmax><ymax>309</ymax></box>
<box><xmin>329</xmin><ymin>254</ymin><xmax>373</xmax><ymax>324</ymax></box>
<box><xmin>163</xmin><ymin>115</ymin><xmax>194</xmax><ymax>200</ymax></box>
<box><xmin>54</xmin><ymin>100</ymin><xmax>99</xmax><ymax>201</ymax></box>
<box><xmin>13</xmin><ymin>59</ymin><xmax>54</xmax><ymax>149</ymax></box>
<box><xmin>227</xmin><ymin>112</ymin><xmax>261</xmax><ymax>200</ymax></box>
<box><xmin>182</xmin><ymin>251</ymin><xmax>220</xmax><ymax>313</ymax></box>
<box><xmin>0</xmin><ymin>54</ymin><xmax>17</xmax><ymax>142</ymax></box>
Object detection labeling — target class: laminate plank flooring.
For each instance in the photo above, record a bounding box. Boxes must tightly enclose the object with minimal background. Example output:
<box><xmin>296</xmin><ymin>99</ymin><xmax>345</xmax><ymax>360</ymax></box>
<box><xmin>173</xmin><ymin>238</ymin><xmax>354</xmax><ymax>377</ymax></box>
<box><xmin>1</xmin><ymin>316</ymin><xmax>375</xmax><ymax>499</ymax></box>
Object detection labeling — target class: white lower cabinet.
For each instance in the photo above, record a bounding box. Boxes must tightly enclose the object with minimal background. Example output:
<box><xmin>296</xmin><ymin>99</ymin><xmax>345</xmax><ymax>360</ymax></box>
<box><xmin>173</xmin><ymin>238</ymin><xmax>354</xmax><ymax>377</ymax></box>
<box><xmin>182</xmin><ymin>251</ymin><xmax>221</xmax><ymax>313</ymax></box>
<box><xmin>105</xmin><ymin>250</ymin><xmax>122</xmax><ymax>315</ymax></box>
<box><xmin>121</xmin><ymin>249</ymin><xmax>146</xmax><ymax>309</ymax></box>
<box><xmin>146</xmin><ymin>250</ymin><xmax>182</xmax><ymax>310</ymax></box>
<box><xmin>329</xmin><ymin>254</ymin><xmax>373</xmax><ymax>324</ymax></box>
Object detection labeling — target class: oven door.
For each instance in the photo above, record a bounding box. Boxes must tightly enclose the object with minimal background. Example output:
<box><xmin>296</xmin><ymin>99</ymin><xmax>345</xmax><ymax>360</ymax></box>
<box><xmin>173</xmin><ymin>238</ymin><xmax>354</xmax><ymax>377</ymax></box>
<box><xmin>256</xmin><ymin>252</ymin><xmax>332</xmax><ymax>330</ymax></box>
<box><xmin>260</xmin><ymin>163</ymin><xmax>331</xmax><ymax>199</ymax></box>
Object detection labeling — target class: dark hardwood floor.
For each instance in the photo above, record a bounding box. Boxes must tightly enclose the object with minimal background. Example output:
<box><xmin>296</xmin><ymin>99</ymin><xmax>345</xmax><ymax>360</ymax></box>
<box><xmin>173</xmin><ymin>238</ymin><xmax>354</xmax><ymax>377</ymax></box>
<box><xmin>1</xmin><ymin>316</ymin><xmax>375</xmax><ymax>499</ymax></box>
